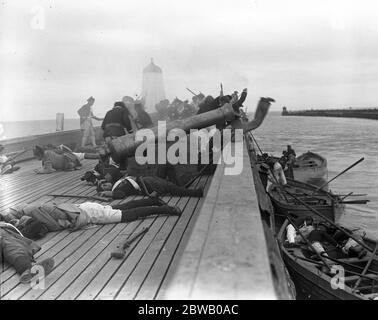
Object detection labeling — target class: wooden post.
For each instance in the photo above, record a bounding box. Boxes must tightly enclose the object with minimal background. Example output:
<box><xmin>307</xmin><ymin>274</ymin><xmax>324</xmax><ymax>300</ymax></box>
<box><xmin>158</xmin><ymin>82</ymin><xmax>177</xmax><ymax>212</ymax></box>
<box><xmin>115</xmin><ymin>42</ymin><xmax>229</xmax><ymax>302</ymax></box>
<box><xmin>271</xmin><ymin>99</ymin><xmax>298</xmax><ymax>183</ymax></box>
<box><xmin>56</xmin><ymin>113</ymin><xmax>64</xmax><ymax>131</ymax></box>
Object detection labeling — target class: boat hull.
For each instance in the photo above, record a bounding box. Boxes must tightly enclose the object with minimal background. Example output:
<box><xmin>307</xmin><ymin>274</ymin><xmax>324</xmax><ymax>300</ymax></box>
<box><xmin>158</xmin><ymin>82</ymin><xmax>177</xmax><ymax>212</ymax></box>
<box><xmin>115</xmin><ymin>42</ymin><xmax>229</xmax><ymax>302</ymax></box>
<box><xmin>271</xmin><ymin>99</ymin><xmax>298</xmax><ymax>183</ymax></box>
<box><xmin>268</xmin><ymin>178</ymin><xmax>344</xmax><ymax>224</ymax></box>
<box><xmin>292</xmin><ymin>152</ymin><xmax>328</xmax><ymax>189</ymax></box>
<box><xmin>281</xmin><ymin>249</ymin><xmax>360</xmax><ymax>300</ymax></box>
<box><xmin>278</xmin><ymin>221</ymin><xmax>368</xmax><ymax>300</ymax></box>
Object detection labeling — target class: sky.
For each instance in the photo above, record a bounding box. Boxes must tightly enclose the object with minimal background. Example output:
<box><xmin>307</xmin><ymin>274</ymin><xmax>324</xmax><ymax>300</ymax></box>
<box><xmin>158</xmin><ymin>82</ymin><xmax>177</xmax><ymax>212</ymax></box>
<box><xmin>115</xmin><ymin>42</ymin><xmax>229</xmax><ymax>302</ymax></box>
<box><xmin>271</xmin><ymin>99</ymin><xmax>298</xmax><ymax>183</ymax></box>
<box><xmin>1</xmin><ymin>0</ymin><xmax>378</xmax><ymax>121</ymax></box>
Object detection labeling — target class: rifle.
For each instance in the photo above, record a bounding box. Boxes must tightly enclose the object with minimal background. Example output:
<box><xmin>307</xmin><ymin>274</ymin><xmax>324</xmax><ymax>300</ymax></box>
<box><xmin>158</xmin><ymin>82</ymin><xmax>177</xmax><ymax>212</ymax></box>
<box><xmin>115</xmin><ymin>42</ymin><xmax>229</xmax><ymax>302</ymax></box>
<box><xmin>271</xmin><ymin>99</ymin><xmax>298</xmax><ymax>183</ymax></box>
<box><xmin>186</xmin><ymin>87</ymin><xmax>198</xmax><ymax>96</ymax></box>
<box><xmin>111</xmin><ymin>227</ymin><xmax>149</xmax><ymax>259</ymax></box>
<box><xmin>2</xmin><ymin>149</ymin><xmax>29</xmax><ymax>165</ymax></box>
<box><xmin>137</xmin><ymin>176</ymin><xmax>169</xmax><ymax>205</ymax></box>
<box><xmin>48</xmin><ymin>194</ymin><xmax>112</xmax><ymax>202</ymax></box>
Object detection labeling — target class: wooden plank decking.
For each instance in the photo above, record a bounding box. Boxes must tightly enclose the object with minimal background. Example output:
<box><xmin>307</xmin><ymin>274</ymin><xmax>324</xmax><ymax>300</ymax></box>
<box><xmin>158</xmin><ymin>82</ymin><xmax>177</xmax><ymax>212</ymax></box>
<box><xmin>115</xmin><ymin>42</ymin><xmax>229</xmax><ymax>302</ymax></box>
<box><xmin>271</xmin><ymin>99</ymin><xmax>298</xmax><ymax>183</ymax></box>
<box><xmin>161</xmin><ymin>135</ymin><xmax>278</xmax><ymax>299</ymax></box>
<box><xmin>0</xmin><ymin>158</ymin><xmax>210</xmax><ymax>300</ymax></box>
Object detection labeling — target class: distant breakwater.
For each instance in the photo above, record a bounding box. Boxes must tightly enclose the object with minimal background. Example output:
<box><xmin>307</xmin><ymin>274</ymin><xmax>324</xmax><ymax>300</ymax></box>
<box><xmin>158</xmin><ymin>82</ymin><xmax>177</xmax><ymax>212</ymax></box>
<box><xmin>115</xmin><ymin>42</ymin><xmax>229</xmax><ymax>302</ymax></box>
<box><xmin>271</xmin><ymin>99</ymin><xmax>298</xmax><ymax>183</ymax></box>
<box><xmin>281</xmin><ymin>107</ymin><xmax>378</xmax><ymax>120</ymax></box>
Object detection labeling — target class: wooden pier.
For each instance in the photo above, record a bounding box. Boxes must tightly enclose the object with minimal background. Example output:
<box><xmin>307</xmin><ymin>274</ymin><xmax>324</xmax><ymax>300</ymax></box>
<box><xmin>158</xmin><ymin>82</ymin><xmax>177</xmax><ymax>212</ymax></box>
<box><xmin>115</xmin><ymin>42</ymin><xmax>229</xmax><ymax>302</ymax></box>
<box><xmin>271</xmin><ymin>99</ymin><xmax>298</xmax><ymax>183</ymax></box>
<box><xmin>0</xmin><ymin>129</ymin><xmax>285</xmax><ymax>300</ymax></box>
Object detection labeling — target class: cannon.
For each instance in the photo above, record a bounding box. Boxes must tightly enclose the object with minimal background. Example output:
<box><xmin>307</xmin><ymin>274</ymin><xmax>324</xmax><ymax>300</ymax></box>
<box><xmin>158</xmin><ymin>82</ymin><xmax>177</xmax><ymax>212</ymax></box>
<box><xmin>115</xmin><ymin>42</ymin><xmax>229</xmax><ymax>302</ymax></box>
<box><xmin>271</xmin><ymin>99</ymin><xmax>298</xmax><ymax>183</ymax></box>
<box><xmin>101</xmin><ymin>97</ymin><xmax>275</xmax><ymax>162</ymax></box>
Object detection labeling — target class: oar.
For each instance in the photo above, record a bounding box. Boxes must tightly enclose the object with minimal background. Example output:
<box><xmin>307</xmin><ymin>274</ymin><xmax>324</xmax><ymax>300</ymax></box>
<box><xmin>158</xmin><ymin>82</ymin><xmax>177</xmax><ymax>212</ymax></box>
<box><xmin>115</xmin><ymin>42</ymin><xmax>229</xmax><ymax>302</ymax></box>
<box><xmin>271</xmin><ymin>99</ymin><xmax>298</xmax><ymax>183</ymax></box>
<box><xmin>339</xmin><ymin>199</ymin><xmax>370</xmax><ymax>205</ymax></box>
<box><xmin>186</xmin><ymin>87</ymin><xmax>198</xmax><ymax>96</ymax></box>
<box><xmin>250</xmin><ymin>132</ymin><xmax>264</xmax><ymax>155</ymax></box>
<box><xmin>352</xmin><ymin>241</ymin><xmax>378</xmax><ymax>292</ymax></box>
<box><xmin>312</xmin><ymin>157</ymin><xmax>364</xmax><ymax>194</ymax></box>
<box><xmin>280</xmin><ymin>186</ymin><xmax>374</xmax><ymax>254</ymax></box>
<box><xmin>340</xmin><ymin>192</ymin><xmax>354</xmax><ymax>201</ymax></box>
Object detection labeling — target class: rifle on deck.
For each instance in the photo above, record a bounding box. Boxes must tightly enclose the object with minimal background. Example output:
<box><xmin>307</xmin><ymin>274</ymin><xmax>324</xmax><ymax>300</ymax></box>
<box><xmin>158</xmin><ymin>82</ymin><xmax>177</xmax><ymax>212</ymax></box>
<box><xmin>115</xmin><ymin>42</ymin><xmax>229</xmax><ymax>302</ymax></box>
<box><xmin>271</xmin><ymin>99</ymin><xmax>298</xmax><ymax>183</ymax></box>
<box><xmin>111</xmin><ymin>227</ymin><xmax>149</xmax><ymax>259</ymax></box>
<box><xmin>48</xmin><ymin>194</ymin><xmax>112</xmax><ymax>202</ymax></box>
<box><xmin>2</xmin><ymin>149</ymin><xmax>30</xmax><ymax>165</ymax></box>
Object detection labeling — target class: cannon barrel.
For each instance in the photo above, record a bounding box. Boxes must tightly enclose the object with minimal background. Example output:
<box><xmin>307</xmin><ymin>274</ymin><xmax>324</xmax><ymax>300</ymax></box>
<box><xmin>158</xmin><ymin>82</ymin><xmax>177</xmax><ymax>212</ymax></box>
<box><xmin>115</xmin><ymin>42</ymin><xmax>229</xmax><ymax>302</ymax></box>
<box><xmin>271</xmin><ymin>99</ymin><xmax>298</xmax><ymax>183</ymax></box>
<box><xmin>104</xmin><ymin>98</ymin><xmax>274</xmax><ymax>162</ymax></box>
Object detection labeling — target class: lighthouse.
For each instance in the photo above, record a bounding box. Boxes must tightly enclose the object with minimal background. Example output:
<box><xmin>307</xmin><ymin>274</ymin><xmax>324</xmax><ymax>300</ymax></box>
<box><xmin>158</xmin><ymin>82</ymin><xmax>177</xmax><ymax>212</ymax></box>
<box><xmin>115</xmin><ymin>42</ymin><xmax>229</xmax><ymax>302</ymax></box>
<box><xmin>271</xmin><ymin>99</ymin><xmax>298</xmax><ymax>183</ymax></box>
<box><xmin>141</xmin><ymin>58</ymin><xmax>166</xmax><ymax>113</ymax></box>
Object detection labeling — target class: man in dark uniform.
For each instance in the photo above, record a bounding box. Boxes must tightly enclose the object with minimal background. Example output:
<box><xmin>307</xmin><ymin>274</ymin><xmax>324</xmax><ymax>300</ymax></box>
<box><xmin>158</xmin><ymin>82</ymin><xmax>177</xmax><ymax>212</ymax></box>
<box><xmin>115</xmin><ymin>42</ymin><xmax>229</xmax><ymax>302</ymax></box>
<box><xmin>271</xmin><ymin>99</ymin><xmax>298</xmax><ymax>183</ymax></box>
<box><xmin>101</xmin><ymin>101</ymin><xmax>133</xmax><ymax>141</ymax></box>
<box><xmin>0</xmin><ymin>220</ymin><xmax>54</xmax><ymax>284</ymax></box>
<box><xmin>134</xmin><ymin>102</ymin><xmax>153</xmax><ymax>128</ymax></box>
<box><xmin>97</xmin><ymin>168</ymin><xmax>204</xmax><ymax>199</ymax></box>
<box><xmin>101</xmin><ymin>101</ymin><xmax>133</xmax><ymax>170</ymax></box>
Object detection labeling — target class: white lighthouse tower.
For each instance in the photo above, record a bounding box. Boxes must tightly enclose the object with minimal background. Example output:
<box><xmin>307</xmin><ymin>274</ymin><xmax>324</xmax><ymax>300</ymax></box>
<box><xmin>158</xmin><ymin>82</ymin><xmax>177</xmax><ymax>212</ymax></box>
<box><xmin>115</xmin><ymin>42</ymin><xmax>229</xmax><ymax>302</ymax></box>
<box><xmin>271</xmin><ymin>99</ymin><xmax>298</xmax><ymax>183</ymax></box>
<box><xmin>141</xmin><ymin>58</ymin><xmax>166</xmax><ymax>113</ymax></box>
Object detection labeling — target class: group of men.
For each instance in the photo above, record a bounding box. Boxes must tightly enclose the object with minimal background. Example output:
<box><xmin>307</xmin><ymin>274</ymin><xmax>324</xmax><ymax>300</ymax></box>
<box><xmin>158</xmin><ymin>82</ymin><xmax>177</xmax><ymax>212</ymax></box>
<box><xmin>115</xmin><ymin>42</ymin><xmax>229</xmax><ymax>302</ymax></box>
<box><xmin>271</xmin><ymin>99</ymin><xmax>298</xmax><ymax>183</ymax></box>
<box><xmin>258</xmin><ymin>145</ymin><xmax>297</xmax><ymax>191</ymax></box>
<box><xmin>1</xmin><ymin>85</ymin><xmax>250</xmax><ymax>284</ymax></box>
<box><xmin>0</xmin><ymin>155</ymin><xmax>202</xmax><ymax>284</ymax></box>
<box><xmin>78</xmin><ymin>96</ymin><xmax>153</xmax><ymax>149</ymax></box>
<box><xmin>155</xmin><ymin>97</ymin><xmax>197</xmax><ymax>121</ymax></box>
<box><xmin>0</xmin><ymin>196</ymin><xmax>183</xmax><ymax>284</ymax></box>
<box><xmin>154</xmin><ymin>87</ymin><xmax>248</xmax><ymax>123</ymax></box>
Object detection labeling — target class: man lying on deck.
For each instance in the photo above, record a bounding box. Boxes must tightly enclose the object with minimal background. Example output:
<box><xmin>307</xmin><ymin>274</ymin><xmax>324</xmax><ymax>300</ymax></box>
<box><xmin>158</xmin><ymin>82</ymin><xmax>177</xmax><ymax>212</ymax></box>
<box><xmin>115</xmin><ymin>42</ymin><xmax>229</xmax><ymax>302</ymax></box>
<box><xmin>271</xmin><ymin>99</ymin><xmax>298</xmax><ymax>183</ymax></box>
<box><xmin>33</xmin><ymin>144</ymin><xmax>99</xmax><ymax>174</ymax></box>
<box><xmin>97</xmin><ymin>168</ymin><xmax>204</xmax><ymax>199</ymax></box>
<box><xmin>0</xmin><ymin>220</ymin><xmax>55</xmax><ymax>284</ymax></box>
<box><xmin>2</xmin><ymin>198</ymin><xmax>181</xmax><ymax>241</ymax></box>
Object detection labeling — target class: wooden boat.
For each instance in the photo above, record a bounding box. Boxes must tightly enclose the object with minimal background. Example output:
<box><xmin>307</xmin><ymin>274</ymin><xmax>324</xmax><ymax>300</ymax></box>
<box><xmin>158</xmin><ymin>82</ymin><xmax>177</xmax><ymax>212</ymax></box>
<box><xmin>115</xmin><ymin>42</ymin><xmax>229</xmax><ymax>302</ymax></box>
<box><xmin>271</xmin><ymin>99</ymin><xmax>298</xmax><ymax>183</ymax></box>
<box><xmin>278</xmin><ymin>220</ymin><xmax>378</xmax><ymax>300</ymax></box>
<box><xmin>267</xmin><ymin>178</ymin><xmax>344</xmax><ymax>224</ymax></box>
<box><xmin>292</xmin><ymin>151</ymin><xmax>328</xmax><ymax>188</ymax></box>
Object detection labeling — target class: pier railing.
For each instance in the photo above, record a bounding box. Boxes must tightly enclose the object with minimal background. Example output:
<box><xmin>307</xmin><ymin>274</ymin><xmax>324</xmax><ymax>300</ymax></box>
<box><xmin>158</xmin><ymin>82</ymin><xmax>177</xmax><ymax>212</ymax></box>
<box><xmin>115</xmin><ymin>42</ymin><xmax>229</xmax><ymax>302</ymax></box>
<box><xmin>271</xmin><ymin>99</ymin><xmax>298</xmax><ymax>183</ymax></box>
<box><xmin>0</xmin><ymin>127</ymin><xmax>103</xmax><ymax>162</ymax></box>
<box><xmin>161</xmin><ymin>132</ymin><xmax>279</xmax><ymax>299</ymax></box>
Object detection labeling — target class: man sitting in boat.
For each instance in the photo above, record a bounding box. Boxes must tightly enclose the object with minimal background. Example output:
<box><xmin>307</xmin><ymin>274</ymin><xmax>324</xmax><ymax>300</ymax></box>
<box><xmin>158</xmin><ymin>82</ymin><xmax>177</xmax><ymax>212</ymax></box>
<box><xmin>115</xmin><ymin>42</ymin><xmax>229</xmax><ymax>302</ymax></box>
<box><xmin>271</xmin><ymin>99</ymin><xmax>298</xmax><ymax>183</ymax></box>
<box><xmin>33</xmin><ymin>145</ymin><xmax>98</xmax><ymax>174</ymax></box>
<box><xmin>2</xmin><ymin>198</ymin><xmax>181</xmax><ymax>241</ymax></box>
<box><xmin>97</xmin><ymin>168</ymin><xmax>204</xmax><ymax>199</ymax></box>
<box><xmin>282</xmin><ymin>145</ymin><xmax>296</xmax><ymax>178</ymax></box>
<box><xmin>264</xmin><ymin>157</ymin><xmax>287</xmax><ymax>191</ymax></box>
<box><xmin>330</xmin><ymin>226</ymin><xmax>367</xmax><ymax>259</ymax></box>
<box><xmin>285</xmin><ymin>145</ymin><xmax>296</xmax><ymax>160</ymax></box>
<box><xmin>286</xmin><ymin>218</ymin><xmax>367</xmax><ymax>261</ymax></box>
<box><xmin>0</xmin><ymin>219</ymin><xmax>55</xmax><ymax>284</ymax></box>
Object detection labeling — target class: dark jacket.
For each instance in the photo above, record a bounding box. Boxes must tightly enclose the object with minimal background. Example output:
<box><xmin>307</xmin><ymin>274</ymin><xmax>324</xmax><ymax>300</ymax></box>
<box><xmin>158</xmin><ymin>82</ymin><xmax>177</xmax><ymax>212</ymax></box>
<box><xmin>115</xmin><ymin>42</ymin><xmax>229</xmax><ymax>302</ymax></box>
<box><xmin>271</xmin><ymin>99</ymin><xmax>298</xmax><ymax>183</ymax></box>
<box><xmin>232</xmin><ymin>90</ymin><xmax>247</xmax><ymax>111</ymax></box>
<box><xmin>101</xmin><ymin>107</ymin><xmax>132</xmax><ymax>138</ymax></box>
<box><xmin>7</xmin><ymin>203</ymin><xmax>85</xmax><ymax>232</ymax></box>
<box><xmin>0</xmin><ymin>222</ymin><xmax>41</xmax><ymax>274</ymax></box>
<box><xmin>197</xmin><ymin>97</ymin><xmax>220</xmax><ymax>115</ymax></box>
<box><xmin>40</xmin><ymin>149</ymin><xmax>81</xmax><ymax>172</ymax></box>
<box><xmin>136</xmin><ymin>109</ymin><xmax>153</xmax><ymax>128</ymax></box>
<box><xmin>112</xmin><ymin>179</ymin><xmax>140</xmax><ymax>199</ymax></box>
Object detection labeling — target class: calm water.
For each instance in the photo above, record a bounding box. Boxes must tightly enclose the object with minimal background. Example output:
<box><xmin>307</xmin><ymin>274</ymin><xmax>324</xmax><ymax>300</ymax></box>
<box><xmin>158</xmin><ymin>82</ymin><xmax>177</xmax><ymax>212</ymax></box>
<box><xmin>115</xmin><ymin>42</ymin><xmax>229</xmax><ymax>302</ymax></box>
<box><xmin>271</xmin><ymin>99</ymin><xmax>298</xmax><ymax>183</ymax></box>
<box><xmin>253</xmin><ymin>112</ymin><xmax>378</xmax><ymax>235</ymax></box>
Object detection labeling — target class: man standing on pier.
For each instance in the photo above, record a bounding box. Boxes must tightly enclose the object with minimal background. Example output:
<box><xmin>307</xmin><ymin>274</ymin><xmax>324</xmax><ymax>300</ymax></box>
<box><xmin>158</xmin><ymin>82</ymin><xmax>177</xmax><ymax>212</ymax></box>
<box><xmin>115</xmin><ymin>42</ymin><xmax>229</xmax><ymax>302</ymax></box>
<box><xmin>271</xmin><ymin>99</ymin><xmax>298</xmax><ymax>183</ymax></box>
<box><xmin>77</xmin><ymin>96</ymin><xmax>103</xmax><ymax>148</ymax></box>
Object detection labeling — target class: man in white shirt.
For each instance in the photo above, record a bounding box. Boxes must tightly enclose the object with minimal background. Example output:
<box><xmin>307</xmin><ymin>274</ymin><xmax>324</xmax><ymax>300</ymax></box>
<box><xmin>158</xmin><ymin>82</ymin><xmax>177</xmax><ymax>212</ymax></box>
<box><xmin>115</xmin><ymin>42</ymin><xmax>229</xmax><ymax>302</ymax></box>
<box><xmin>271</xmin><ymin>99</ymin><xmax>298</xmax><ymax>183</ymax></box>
<box><xmin>4</xmin><ymin>198</ymin><xmax>181</xmax><ymax>240</ymax></box>
<box><xmin>265</xmin><ymin>158</ymin><xmax>287</xmax><ymax>191</ymax></box>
